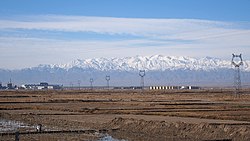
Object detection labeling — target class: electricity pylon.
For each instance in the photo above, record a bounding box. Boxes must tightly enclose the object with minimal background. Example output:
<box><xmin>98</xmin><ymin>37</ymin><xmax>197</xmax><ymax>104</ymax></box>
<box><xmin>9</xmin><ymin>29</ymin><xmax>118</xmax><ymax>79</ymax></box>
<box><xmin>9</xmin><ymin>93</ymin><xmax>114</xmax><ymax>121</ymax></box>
<box><xmin>232</xmin><ymin>54</ymin><xmax>243</xmax><ymax>97</ymax></box>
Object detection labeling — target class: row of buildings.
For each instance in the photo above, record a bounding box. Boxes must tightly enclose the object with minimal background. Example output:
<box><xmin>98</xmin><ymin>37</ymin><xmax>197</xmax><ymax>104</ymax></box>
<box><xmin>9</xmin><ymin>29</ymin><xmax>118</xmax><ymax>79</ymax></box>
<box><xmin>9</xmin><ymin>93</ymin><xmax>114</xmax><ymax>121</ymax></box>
<box><xmin>21</xmin><ymin>82</ymin><xmax>62</xmax><ymax>90</ymax></box>
<box><xmin>0</xmin><ymin>82</ymin><xmax>62</xmax><ymax>90</ymax></box>
<box><xmin>0</xmin><ymin>82</ymin><xmax>17</xmax><ymax>90</ymax></box>
<box><xmin>149</xmin><ymin>86</ymin><xmax>200</xmax><ymax>90</ymax></box>
<box><xmin>111</xmin><ymin>86</ymin><xmax>200</xmax><ymax>90</ymax></box>
<box><xmin>1</xmin><ymin>81</ymin><xmax>200</xmax><ymax>91</ymax></box>
<box><xmin>63</xmin><ymin>86</ymin><xmax>201</xmax><ymax>90</ymax></box>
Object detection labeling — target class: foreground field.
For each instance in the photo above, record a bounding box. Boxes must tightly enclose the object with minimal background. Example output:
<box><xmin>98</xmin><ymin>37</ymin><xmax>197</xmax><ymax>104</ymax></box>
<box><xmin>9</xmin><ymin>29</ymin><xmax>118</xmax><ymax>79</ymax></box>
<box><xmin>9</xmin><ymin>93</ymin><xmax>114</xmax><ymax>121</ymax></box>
<box><xmin>0</xmin><ymin>89</ymin><xmax>250</xmax><ymax>141</ymax></box>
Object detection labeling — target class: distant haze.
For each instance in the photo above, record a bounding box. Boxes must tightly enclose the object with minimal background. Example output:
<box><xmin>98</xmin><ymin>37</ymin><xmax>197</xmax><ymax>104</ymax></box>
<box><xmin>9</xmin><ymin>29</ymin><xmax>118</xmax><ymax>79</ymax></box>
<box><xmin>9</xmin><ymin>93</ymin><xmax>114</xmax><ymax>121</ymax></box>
<box><xmin>0</xmin><ymin>55</ymin><xmax>250</xmax><ymax>87</ymax></box>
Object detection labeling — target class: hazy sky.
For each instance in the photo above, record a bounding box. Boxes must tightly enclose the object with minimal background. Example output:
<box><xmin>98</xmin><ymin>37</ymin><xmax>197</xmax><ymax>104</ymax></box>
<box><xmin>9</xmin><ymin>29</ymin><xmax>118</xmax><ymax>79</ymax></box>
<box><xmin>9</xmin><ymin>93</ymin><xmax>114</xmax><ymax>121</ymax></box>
<box><xmin>0</xmin><ymin>0</ymin><xmax>250</xmax><ymax>69</ymax></box>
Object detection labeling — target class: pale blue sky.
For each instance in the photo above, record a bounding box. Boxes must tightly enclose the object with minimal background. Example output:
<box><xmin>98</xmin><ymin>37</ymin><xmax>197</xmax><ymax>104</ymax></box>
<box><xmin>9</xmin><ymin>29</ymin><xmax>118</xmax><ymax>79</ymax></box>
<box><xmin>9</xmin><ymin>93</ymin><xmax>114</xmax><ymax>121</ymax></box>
<box><xmin>0</xmin><ymin>0</ymin><xmax>250</xmax><ymax>69</ymax></box>
<box><xmin>1</xmin><ymin>0</ymin><xmax>250</xmax><ymax>21</ymax></box>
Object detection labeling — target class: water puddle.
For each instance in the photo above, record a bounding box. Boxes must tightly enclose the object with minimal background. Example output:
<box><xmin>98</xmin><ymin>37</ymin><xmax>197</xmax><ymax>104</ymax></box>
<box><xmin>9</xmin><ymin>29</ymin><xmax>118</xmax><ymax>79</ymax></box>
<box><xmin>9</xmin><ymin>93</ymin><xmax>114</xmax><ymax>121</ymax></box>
<box><xmin>0</xmin><ymin>119</ymin><xmax>127</xmax><ymax>141</ymax></box>
<box><xmin>98</xmin><ymin>134</ymin><xmax>127</xmax><ymax>141</ymax></box>
<box><xmin>0</xmin><ymin>118</ymin><xmax>35</xmax><ymax>132</ymax></box>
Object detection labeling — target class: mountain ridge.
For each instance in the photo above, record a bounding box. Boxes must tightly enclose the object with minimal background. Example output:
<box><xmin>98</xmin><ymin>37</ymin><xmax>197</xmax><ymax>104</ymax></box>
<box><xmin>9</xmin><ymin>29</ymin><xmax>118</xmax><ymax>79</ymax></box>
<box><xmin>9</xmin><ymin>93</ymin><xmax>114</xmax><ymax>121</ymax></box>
<box><xmin>34</xmin><ymin>55</ymin><xmax>249</xmax><ymax>72</ymax></box>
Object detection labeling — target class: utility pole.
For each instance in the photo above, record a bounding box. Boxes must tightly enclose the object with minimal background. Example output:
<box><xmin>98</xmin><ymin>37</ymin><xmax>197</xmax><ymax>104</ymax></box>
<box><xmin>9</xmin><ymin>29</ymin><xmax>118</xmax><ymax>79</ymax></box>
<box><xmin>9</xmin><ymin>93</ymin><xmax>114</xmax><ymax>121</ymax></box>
<box><xmin>70</xmin><ymin>82</ymin><xmax>73</xmax><ymax>90</ymax></box>
<box><xmin>77</xmin><ymin>80</ymin><xmax>81</xmax><ymax>90</ymax></box>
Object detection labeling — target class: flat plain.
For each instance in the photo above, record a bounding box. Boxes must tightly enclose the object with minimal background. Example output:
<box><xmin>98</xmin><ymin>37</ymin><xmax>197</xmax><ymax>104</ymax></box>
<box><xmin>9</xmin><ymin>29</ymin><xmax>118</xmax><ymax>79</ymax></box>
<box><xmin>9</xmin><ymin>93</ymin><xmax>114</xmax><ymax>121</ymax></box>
<box><xmin>0</xmin><ymin>89</ymin><xmax>250</xmax><ymax>141</ymax></box>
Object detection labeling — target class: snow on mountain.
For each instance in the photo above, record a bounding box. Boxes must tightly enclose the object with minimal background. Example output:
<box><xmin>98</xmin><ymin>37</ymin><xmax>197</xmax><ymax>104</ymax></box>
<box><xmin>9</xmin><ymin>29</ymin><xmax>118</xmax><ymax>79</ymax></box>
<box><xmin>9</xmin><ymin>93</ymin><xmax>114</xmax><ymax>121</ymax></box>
<box><xmin>2</xmin><ymin>55</ymin><xmax>250</xmax><ymax>86</ymax></box>
<box><xmin>44</xmin><ymin>55</ymin><xmax>250</xmax><ymax>72</ymax></box>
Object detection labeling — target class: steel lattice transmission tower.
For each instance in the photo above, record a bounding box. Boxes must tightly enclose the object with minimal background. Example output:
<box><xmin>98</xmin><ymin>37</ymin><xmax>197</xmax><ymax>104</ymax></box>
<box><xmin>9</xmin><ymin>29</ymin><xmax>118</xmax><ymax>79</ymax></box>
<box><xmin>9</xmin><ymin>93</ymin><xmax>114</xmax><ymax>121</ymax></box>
<box><xmin>139</xmin><ymin>70</ymin><xmax>146</xmax><ymax>90</ymax></box>
<box><xmin>77</xmin><ymin>80</ymin><xmax>81</xmax><ymax>90</ymax></box>
<box><xmin>90</xmin><ymin>78</ymin><xmax>94</xmax><ymax>90</ymax></box>
<box><xmin>105</xmin><ymin>75</ymin><xmax>110</xmax><ymax>89</ymax></box>
<box><xmin>231</xmin><ymin>54</ymin><xmax>243</xmax><ymax>96</ymax></box>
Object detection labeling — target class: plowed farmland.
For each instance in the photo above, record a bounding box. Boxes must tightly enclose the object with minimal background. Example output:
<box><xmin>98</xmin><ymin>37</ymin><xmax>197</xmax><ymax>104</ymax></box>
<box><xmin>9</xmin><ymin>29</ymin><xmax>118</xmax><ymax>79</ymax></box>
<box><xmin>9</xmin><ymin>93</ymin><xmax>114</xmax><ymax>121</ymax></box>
<box><xmin>0</xmin><ymin>89</ymin><xmax>250</xmax><ymax>141</ymax></box>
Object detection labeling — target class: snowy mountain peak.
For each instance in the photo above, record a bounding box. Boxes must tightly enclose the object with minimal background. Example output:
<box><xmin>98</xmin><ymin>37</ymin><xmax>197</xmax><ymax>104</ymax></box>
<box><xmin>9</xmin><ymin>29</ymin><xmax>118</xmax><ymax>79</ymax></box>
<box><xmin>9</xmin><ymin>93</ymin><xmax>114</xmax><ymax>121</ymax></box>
<box><xmin>46</xmin><ymin>55</ymin><xmax>250</xmax><ymax>72</ymax></box>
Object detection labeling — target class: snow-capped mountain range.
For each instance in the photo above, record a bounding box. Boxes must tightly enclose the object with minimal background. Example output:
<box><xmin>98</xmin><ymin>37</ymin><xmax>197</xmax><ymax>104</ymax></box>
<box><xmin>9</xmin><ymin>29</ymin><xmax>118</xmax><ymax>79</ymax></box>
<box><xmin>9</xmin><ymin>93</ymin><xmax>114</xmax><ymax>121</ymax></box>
<box><xmin>1</xmin><ymin>55</ymin><xmax>250</xmax><ymax>86</ymax></box>
<box><xmin>39</xmin><ymin>55</ymin><xmax>250</xmax><ymax>72</ymax></box>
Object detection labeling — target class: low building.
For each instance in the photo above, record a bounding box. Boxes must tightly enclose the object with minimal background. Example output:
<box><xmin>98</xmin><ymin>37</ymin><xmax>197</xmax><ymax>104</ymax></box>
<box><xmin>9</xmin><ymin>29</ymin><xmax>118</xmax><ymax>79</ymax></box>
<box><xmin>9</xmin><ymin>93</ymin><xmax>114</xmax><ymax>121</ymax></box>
<box><xmin>150</xmin><ymin>86</ymin><xmax>180</xmax><ymax>90</ymax></box>
<box><xmin>150</xmin><ymin>86</ymin><xmax>200</xmax><ymax>90</ymax></box>
<box><xmin>7</xmin><ymin>82</ymin><xmax>14</xmax><ymax>89</ymax></box>
<box><xmin>22</xmin><ymin>82</ymin><xmax>62</xmax><ymax>90</ymax></box>
<box><xmin>0</xmin><ymin>82</ymin><xmax>16</xmax><ymax>90</ymax></box>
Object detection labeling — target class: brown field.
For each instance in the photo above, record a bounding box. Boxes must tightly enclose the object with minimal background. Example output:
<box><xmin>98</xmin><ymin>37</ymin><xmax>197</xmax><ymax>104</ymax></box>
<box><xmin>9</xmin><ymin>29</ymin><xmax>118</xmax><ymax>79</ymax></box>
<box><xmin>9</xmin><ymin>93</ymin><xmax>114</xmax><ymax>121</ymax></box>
<box><xmin>0</xmin><ymin>89</ymin><xmax>250</xmax><ymax>141</ymax></box>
